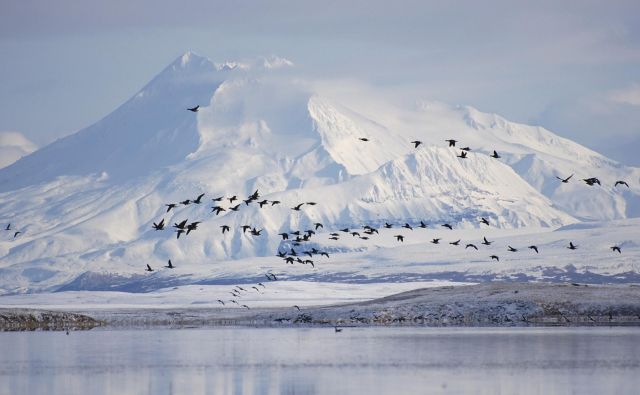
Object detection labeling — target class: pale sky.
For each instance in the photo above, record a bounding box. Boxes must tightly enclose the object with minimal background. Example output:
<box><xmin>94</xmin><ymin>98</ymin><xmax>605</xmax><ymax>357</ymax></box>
<box><xmin>1</xmin><ymin>0</ymin><xmax>639</xmax><ymax>165</ymax></box>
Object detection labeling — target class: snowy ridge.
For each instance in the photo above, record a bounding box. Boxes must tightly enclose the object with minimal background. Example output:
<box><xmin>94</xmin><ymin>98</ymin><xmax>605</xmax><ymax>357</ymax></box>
<box><xmin>0</xmin><ymin>52</ymin><xmax>639</xmax><ymax>295</ymax></box>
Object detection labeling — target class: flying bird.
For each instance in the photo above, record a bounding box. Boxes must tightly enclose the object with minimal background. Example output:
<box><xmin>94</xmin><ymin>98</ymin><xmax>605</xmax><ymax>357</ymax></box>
<box><xmin>403</xmin><ymin>223</ymin><xmax>413</xmax><ymax>230</ymax></box>
<box><xmin>457</xmin><ymin>151</ymin><xmax>468</xmax><ymax>159</ymax></box>
<box><xmin>445</xmin><ymin>139</ymin><xmax>457</xmax><ymax>147</ymax></box>
<box><xmin>258</xmin><ymin>200</ymin><xmax>269</xmax><ymax>208</ymax></box>
<box><xmin>450</xmin><ymin>239</ymin><xmax>461</xmax><ymax>246</ymax></box>
<box><xmin>482</xmin><ymin>237</ymin><xmax>493</xmax><ymax>246</ymax></box>
<box><xmin>292</xmin><ymin>203</ymin><xmax>304</xmax><ymax>211</ymax></box>
<box><xmin>384</xmin><ymin>223</ymin><xmax>393</xmax><ymax>228</ymax></box>
<box><xmin>165</xmin><ymin>203</ymin><xmax>177</xmax><ymax>213</ymax></box>
<box><xmin>461</xmin><ymin>147</ymin><xmax>471</xmax><ymax>151</ymax></box>
<box><xmin>187</xmin><ymin>105</ymin><xmax>199</xmax><ymax>112</ymax></box>
<box><xmin>411</xmin><ymin>140</ymin><xmax>422</xmax><ymax>148</ymax></box>
<box><xmin>314</xmin><ymin>222</ymin><xmax>323</xmax><ymax>230</ymax></box>
<box><xmin>441</xmin><ymin>224</ymin><xmax>453</xmax><ymax>230</ymax></box>
<box><xmin>186</xmin><ymin>221</ymin><xmax>201</xmax><ymax>235</ymax></box>
<box><xmin>217</xmin><ymin>300</ymin><xmax>225</xmax><ymax>306</ymax></box>
<box><xmin>507</xmin><ymin>246</ymin><xmax>518</xmax><ymax>252</ymax></box>
<box><xmin>394</xmin><ymin>235</ymin><xmax>405</xmax><ymax>242</ymax></box>
<box><xmin>212</xmin><ymin>196</ymin><xmax>224</xmax><ymax>202</ymax></box>
<box><xmin>615</xmin><ymin>181</ymin><xmax>629</xmax><ymax>188</ymax></box>
<box><xmin>431</xmin><ymin>238</ymin><xmax>441</xmax><ymax>244</ymax></box>
<box><xmin>165</xmin><ymin>260</ymin><xmax>174</xmax><ymax>269</ymax></box>
<box><xmin>4</xmin><ymin>224</ymin><xmax>10</xmax><ymax>231</ymax></box>
<box><xmin>419</xmin><ymin>221</ymin><xmax>427</xmax><ymax>229</ymax></box>
<box><xmin>173</xmin><ymin>219</ymin><xmax>188</xmax><ymax>229</ymax></box>
<box><xmin>175</xmin><ymin>229</ymin><xmax>185</xmax><ymax>239</ymax></box>
<box><xmin>13</xmin><ymin>231</ymin><xmax>21</xmax><ymax>238</ymax></box>
<box><xmin>611</xmin><ymin>246</ymin><xmax>622</xmax><ymax>253</ymax></box>
<box><xmin>528</xmin><ymin>245</ymin><xmax>539</xmax><ymax>253</ymax></box>
<box><xmin>480</xmin><ymin>217</ymin><xmax>490</xmax><ymax>226</ymax></box>
<box><xmin>556</xmin><ymin>174</ymin><xmax>573</xmax><ymax>183</ymax></box>
<box><xmin>490</xmin><ymin>255</ymin><xmax>500</xmax><ymax>261</ymax></box>
<box><xmin>229</xmin><ymin>204</ymin><xmax>240</xmax><ymax>211</ymax></box>
<box><xmin>241</xmin><ymin>305</ymin><xmax>250</xmax><ymax>310</ymax></box>
<box><xmin>220</xmin><ymin>225</ymin><xmax>230</xmax><ymax>234</ymax></box>
<box><xmin>293</xmin><ymin>305</ymin><xmax>301</xmax><ymax>311</ymax></box>
<box><xmin>180</xmin><ymin>199</ymin><xmax>191</xmax><ymax>206</ymax></box>
<box><xmin>359</xmin><ymin>137</ymin><xmax>369</xmax><ymax>142</ymax></box>
<box><xmin>278</xmin><ymin>233</ymin><xmax>289</xmax><ymax>240</ymax></box>
<box><xmin>583</xmin><ymin>177</ymin><xmax>601</xmax><ymax>186</ymax></box>
<box><xmin>193</xmin><ymin>193</ymin><xmax>205</xmax><ymax>204</ymax></box>
<box><xmin>228</xmin><ymin>195</ymin><xmax>238</xmax><ymax>203</ymax></box>
<box><xmin>466</xmin><ymin>243</ymin><xmax>478</xmax><ymax>250</ymax></box>
<box><xmin>152</xmin><ymin>219</ymin><xmax>165</xmax><ymax>231</ymax></box>
<box><xmin>306</xmin><ymin>202</ymin><xmax>317</xmax><ymax>206</ymax></box>
<box><xmin>491</xmin><ymin>150</ymin><xmax>501</xmax><ymax>159</ymax></box>
<box><xmin>270</xmin><ymin>200</ymin><xmax>281</xmax><ymax>206</ymax></box>
<box><xmin>567</xmin><ymin>242</ymin><xmax>578</xmax><ymax>250</ymax></box>
<box><xmin>145</xmin><ymin>264</ymin><xmax>153</xmax><ymax>272</ymax></box>
<box><xmin>211</xmin><ymin>206</ymin><xmax>225</xmax><ymax>215</ymax></box>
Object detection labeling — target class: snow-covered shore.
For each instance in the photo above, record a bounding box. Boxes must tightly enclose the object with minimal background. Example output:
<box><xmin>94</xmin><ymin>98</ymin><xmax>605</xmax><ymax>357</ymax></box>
<box><xmin>4</xmin><ymin>282</ymin><xmax>638</xmax><ymax>331</ymax></box>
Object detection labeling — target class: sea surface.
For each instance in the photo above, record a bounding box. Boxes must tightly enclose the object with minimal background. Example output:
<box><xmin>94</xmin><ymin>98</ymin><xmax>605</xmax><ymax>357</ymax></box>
<box><xmin>1</xmin><ymin>327</ymin><xmax>639</xmax><ymax>394</ymax></box>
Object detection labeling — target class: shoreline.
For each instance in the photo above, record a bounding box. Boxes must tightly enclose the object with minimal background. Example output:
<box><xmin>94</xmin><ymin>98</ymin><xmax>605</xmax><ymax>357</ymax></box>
<box><xmin>2</xmin><ymin>282</ymin><xmax>640</xmax><ymax>331</ymax></box>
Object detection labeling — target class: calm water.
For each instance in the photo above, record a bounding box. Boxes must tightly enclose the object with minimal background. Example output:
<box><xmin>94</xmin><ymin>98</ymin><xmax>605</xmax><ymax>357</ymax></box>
<box><xmin>1</xmin><ymin>327</ymin><xmax>639</xmax><ymax>395</ymax></box>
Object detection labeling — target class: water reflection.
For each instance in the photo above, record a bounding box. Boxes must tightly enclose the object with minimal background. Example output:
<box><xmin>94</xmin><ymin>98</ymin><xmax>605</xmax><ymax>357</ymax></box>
<box><xmin>1</xmin><ymin>327</ymin><xmax>639</xmax><ymax>394</ymax></box>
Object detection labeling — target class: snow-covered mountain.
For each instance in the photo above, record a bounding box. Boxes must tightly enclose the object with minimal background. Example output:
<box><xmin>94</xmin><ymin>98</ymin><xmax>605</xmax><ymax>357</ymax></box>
<box><xmin>0</xmin><ymin>132</ymin><xmax>37</xmax><ymax>170</ymax></box>
<box><xmin>0</xmin><ymin>51</ymin><xmax>638</xmax><ymax>295</ymax></box>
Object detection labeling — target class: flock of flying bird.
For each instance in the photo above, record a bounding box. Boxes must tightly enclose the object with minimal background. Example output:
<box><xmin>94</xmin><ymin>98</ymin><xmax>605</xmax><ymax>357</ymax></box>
<box><xmin>135</xmin><ymin>105</ymin><xmax>635</xmax><ymax>310</ymax></box>
<box><xmin>1</xmin><ymin>104</ymin><xmax>633</xmax><ymax>312</ymax></box>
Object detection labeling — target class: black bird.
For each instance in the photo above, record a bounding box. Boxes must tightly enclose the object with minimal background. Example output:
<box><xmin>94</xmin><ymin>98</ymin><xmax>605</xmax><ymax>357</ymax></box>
<box><xmin>291</xmin><ymin>231</ymin><xmax>301</xmax><ymax>236</ymax></box>
<box><xmin>384</xmin><ymin>222</ymin><xmax>393</xmax><ymax>229</ymax></box>
<box><xmin>431</xmin><ymin>238</ymin><xmax>441</xmax><ymax>244</ymax></box>
<box><xmin>252</xmin><ymin>286</ymin><xmax>260</xmax><ymax>292</ymax></box>
<box><xmin>211</xmin><ymin>206</ymin><xmax>225</xmax><ymax>215</ymax></box>
<box><xmin>419</xmin><ymin>221</ymin><xmax>427</xmax><ymax>228</ymax></box>
<box><xmin>351</xmin><ymin>231</ymin><xmax>360</xmax><ymax>237</ymax></box>
<box><xmin>457</xmin><ymin>150</ymin><xmax>467</xmax><ymax>159</ymax></box>
<box><xmin>507</xmin><ymin>246</ymin><xmax>518</xmax><ymax>252</ymax></box>
<box><xmin>403</xmin><ymin>223</ymin><xmax>413</xmax><ymax>230</ymax></box>
<box><xmin>193</xmin><ymin>193</ymin><xmax>205</xmax><ymax>204</ymax></box>
<box><xmin>320</xmin><ymin>252</ymin><xmax>330</xmax><ymax>258</ymax></box>
<box><xmin>411</xmin><ymin>140</ymin><xmax>422</xmax><ymax>148</ymax></box>
<box><xmin>556</xmin><ymin>174</ymin><xmax>573</xmax><ymax>183</ymax></box>
<box><xmin>482</xmin><ymin>237</ymin><xmax>493</xmax><ymax>246</ymax></box>
<box><xmin>258</xmin><ymin>200</ymin><xmax>269</xmax><ymax>208</ymax></box>
<box><xmin>278</xmin><ymin>233</ymin><xmax>289</xmax><ymax>240</ymax></box>
<box><xmin>165</xmin><ymin>203</ymin><xmax>177</xmax><ymax>213</ymax></box>
<box><xmin>583</xmin><ymin>177</ymin><xmax>601</xmax><ymax>186</ymax></box>
<box><xmin>243</xmin><ymin>199</ymin><xmax>253</xmax><ymax>206</ymax></box>
<box><xmin>250</xmin><ymin>228</ymin><xmax>263</xmax><ymax>236</ymax></box>
<box><xmin>241</xmin><ymin>305</ymin><xmax>250</xmax><ymax>310</ymax></box>
<box><xmin>266</xmin><ymin>273</ymin><xmax>277</xmax><ymax>281</ymax></box>
<box><xmin>480</xmin><ymin>217</ymin><xmax>490</xmax><ymax>226</ymax></box>
<box><xmin>394</xmin><ymin>235</ymin><xmax>405</xmax><ymax>242</ymax></box>
<box><xmin>187</xmin><ymin>105</ymin><xmax>200</xmax><ymax>112</ymax></box>
<box><xmin>466</xmin><ymin>243</ymin><xmax>478</xmax><ymax>250</ymax></box>
<box><xmin>340</xmin><ymin>228</ymin><xmax>350</xmax><ymax>233</ymax></box>
<box><xmin>186</xmin><ymin>221</ymin><xmax>201</xmax><ymax>235</ymax></box>
<box><xmin>217</xmin><ymin>300</ymin><xmax>225</xmax><ymax>306</ymax></box>
<box><xmin>461</xmin><ymin>147</ymin><xmax>471</xmax><ymax>151</ymax></box>
<box><xmin>173</xmin><ymin>219</ymin><xmax>188</xmax><ymax>229</ymax></box>
<box><xmin>442</xmin><ymin>223</ymin><xmax>453</xmax><ymax>230</ymax></box>
<box><xmin>450</xmin><ymin>239</ymin><xmax>461</xmax><ymax>246</ymax></box>
<box><xmin>334</xmin><ymin>326</ymin><xmax>343</xmax><ymax>333</ymax></box>
<box><xmin>528</xmin><ymin>245</ymin><xmax>539</xmax><ymax>253</ymax></box>
<box><xmin>152</xmin><ymin>219</ymin><xmax>165</xmax><ymax>231</ymax></box>
<box><xmin>293</xmin><ymin>305</ymin><xmax>301</xmax><ymax>311</ymax></box>
<box><xmin>292</xmin><ymin>203</ymin><xmax>304</xmax><ymax>211</ymax></box>
<box><xmin>212</xmin><ymin>196</ymin><xmax>224</xmax><ymax>202</ymax></box>
<box><xmin>221</xmin><ymin>225</ymin><xmax>230</xmax><ymax>234</ymax></box>
<box><xmin>258</xmin><ymin>283</ymin><xmax>266</xmax><ymax>288</ymax></box>
<box><xmin>13</xmin><ymin>231</ymin><xmax>21</xmax><ymax>238</ymax></box>
<box><xmin>491</xmin><ymin>150</ymin><xmax>501</xmax><ymax>159</ymax></box>
<box><xmin>241</xmin><ymin>225</ymin><xmax>252</xmax><ymax>233</ymax></box>
<box><xmin>249</xmin><ymin>190</ymin><xmax>260</xmax><ymax>200</ymax></box>
<box><xmin>445</xmin><ymin>139</ymin><xmax>457</xmax><ymax>147</ymax></box>
<box><xmin>231</xmin><ymin>300</ymin><xmax>239</xmax><ymax>305</ymax></box>
<box><xmin>277</xmin><ymin>251</ymin><xmax>286</xmax><ymax>258</ymax></box>
<box><xmin>306</xmin><ymin>202</ymin><xmax>317</xmax><ymax>206</ymax></box>
<box><xmin>145</xmin><ymin>264</ymin><xmax>153</xmax><ymax>272</ymax></box>
<box><xmin>229</xmin><ymin>204</ymin><xmax>240</xmax><ymax>211</ymax></box>
<box><xmin>289</xmin><ymin>248</ymin><xmax>297</xmax><ymax>256</ymax></box>
<box><xmin>285</xmin><ymin>257</ymin><xmax>294</xmax><ymax>264</ymax></box>
<box><xmin>165</xmin><ymin>260</ymin><xmax>174</xmax><ymax>269</ymax></box>
<box><xmin>359</xmin><ymin>137</ymin><xmax>369</xmax><ymax>142</ymax></box>
<box><xmin>490</xmin><ymin>255</ymin><xmax>500</xmax><ymax>261</ymax></box>
<box><xmin>329</xmin><ymin>236</ymin><xmax>339</xmax><ymax>240</ymax></box>
<box><xmin>4</xmin><ymin>224</ymin><xmax>10</xmax><ymax>231</ymax></box>
<box><xmin>329</xmin><ymin>233</ymin><xmax>340</xmax><ymax>237</ymax></box>
<box><xmin>175</xmin><ymin>229</ymin><xmax>185</xmax><ymax>239</ymax></box>
<box><xmin>567</xmin><ymin>242</ymin><xmax>578</xmax><ymax>250</ymax></box>
<box><xmin>228</xmin><ymin>195</ymin><xmax>238</xmax><ymax>203</ymax></box>
<box><xmin>615</xmin><ymin>181</ymin><xmax>629</xmax><ymax>188</ymax></box>
<box><xmin>611</xmin><ymin>246</ymin><xmax>622</xmax><ymax>253</ymax></box>
<box><xmin>180</xmin><ymin>199</ymin><xmax>191</xmax><ymax>206</ymax></box>
<box><xmin>270</xmin><ymin>200</ymin><xmax>281</xmax><ymax>206</ymax></box>
<box><xmin>314</xmin><ymin>222</ymin><xmax>323</xmax><ymax>230</ymax></box>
